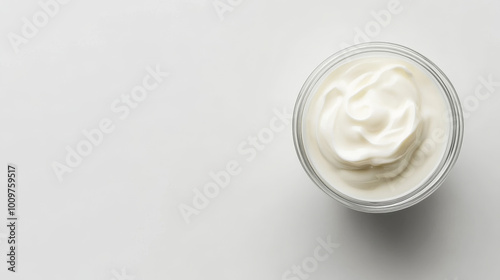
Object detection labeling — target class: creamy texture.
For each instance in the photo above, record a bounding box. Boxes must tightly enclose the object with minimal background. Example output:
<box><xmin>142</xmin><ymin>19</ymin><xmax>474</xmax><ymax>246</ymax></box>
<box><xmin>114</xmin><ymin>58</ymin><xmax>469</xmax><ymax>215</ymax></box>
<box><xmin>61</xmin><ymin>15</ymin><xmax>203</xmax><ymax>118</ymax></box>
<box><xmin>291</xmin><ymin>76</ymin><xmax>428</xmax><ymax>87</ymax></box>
<box><xmin>305</xmin><ymin>55</ymin><xmax>449</xmax><ymax>201</ymax></box>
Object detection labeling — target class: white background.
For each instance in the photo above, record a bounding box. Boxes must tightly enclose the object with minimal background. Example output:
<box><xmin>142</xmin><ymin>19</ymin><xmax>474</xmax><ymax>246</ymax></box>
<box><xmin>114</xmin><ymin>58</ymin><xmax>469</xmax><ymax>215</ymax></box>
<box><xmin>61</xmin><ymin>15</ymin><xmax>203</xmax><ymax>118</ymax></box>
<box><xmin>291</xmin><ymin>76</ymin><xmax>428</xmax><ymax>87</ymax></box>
<box><xmin>0</xmin><ymin>0</ymin><xmax>499</xmax><ymax>279</ymax></box>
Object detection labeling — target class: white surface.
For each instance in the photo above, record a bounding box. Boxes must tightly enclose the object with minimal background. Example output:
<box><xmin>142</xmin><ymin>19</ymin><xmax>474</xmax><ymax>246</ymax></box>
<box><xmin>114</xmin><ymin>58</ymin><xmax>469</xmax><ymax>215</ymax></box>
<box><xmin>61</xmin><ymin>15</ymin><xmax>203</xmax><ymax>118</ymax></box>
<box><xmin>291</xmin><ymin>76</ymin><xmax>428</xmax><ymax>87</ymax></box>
<box><xmin>0</xmin><ymin>0</ymin><xmax>499</xmax><ymax>279</ymax></box>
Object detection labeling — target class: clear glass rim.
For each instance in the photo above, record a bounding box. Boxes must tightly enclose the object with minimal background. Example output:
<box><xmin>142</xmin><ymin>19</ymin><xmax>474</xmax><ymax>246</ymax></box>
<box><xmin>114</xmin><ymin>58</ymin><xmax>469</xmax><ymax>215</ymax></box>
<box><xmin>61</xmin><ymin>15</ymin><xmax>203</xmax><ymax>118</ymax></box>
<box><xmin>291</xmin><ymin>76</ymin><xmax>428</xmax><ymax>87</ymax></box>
<box><xmin>292</xmin><ymin>42</ymin><xmax>464</xmax><ymax>213</ymax></box>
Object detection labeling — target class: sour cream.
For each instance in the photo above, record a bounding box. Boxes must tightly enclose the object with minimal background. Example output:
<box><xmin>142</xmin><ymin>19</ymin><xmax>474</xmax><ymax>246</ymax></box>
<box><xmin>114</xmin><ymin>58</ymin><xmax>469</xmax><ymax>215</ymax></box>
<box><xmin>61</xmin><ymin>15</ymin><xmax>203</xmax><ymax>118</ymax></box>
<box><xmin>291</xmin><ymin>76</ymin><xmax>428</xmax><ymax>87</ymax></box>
<box><xmin>303</xmin><ymin>55</ymin><xmax>449</xmax><ymax>201</ymax></box>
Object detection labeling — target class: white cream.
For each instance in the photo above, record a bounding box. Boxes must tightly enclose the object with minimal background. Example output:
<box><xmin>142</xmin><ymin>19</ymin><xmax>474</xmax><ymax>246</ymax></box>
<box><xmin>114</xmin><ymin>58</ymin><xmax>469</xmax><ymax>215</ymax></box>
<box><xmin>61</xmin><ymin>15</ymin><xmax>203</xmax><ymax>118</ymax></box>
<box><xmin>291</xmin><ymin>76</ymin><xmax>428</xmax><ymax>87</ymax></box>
<box><xmin>304</xmin><ymin>55</ymin><xmax>449</xmax><ymax>201</ymax></box>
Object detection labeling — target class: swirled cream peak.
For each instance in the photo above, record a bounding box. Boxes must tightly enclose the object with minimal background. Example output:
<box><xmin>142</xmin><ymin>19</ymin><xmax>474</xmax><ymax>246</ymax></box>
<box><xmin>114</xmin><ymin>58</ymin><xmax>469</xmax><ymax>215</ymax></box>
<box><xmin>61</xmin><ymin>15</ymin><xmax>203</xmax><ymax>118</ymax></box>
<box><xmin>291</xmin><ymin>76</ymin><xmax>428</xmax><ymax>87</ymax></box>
<box><xmin>305</xmin><ymin>55</ymin><xmax>449</xmax><ymax>200</ymax></box>
<box><xmin>316</xmin><ymin>64</ymin><xmax>424</xmax><ymax>184</ymax></box>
